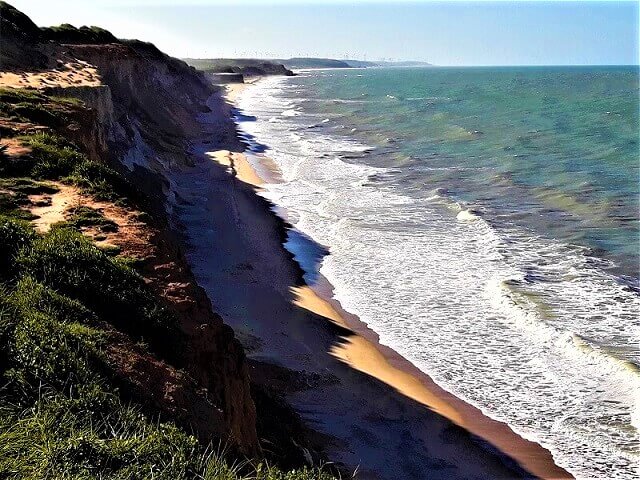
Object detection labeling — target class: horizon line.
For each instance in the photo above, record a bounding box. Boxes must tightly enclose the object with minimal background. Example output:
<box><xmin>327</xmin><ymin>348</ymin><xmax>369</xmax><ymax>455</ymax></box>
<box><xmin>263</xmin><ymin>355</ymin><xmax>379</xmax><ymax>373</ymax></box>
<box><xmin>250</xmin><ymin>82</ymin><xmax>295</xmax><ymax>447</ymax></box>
<box><xmin>181</xmin><ymin>57</ymin><xmax>640</xmax><ymax>68</ymax></box>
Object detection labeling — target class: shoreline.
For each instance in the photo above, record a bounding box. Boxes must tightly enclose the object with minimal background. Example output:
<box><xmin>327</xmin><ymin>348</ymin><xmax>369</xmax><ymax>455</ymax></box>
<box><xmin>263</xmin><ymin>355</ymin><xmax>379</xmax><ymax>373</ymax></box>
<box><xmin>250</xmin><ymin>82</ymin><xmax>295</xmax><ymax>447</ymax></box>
<box><xmin>220</xmin><ymin>80</ymin><xmax>573</xmax><ymax>480</ymax></box>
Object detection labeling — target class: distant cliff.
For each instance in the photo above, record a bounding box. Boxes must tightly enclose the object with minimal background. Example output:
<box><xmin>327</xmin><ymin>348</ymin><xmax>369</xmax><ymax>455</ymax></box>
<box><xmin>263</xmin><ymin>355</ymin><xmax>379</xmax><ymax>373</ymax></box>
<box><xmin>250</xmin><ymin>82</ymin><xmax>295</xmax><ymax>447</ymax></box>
<box><xmin>184</xmin><ymin>58</ymin><xmax>294</xmax><ymax>77</ymax></box>
<box><xmin>281</xmin><ymin>58</ymin><xmax>432</xmax><ymax>68</ymax></box>
<box><xmin>183</xmin><ymin>57</ymin><xmax>432</xmax><ymax>73</ymax></box>
<box><xmin>277</xmin><ymin>57</ymin><xmax>352</xmax><ymax>69</ymax></box>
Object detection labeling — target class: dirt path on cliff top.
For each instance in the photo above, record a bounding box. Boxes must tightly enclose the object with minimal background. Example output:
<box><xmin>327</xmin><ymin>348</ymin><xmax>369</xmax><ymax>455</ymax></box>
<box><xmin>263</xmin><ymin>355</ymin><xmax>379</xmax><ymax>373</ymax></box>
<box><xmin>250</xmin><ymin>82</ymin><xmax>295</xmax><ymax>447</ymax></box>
<box><xmin>27</xmin><ymin>182</ymin><xmax>151</xmax><ymax>255</ymax></box>
<box><xmin>29</xmin><ymin>184</ymin><xmax>82</xmax><ymax>233</ymax></box>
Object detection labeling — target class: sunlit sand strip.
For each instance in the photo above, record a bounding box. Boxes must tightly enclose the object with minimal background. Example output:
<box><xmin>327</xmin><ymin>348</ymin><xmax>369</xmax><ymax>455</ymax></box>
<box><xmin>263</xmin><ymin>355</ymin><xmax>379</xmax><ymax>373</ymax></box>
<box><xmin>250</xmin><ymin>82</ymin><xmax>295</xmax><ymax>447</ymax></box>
<box><xmin>208</xmin><ymin>150</ymin><xmax>265</xmax><ymax>187</ymax></box>
<box><xmin>292</xmin><ymin>285</ymin><xmax>465</xmax><ymax>425</ymax></box>
<box><xmin>292</xmin><ymin>283</ymin><xmax>573</xmax><ymax>480</ymax></box>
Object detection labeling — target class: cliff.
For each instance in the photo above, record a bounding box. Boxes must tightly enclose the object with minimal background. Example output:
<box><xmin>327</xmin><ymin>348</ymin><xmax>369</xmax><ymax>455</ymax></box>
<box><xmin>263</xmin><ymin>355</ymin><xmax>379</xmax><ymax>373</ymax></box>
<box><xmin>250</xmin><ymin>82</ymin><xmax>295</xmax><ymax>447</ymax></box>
<box><xmin>0</xmin><ymin>0</ymin><xmax>258</xmax><ymax>458</ymax></box>
<box><xmin>277</xmin><ymin>57</ymin><xmax>352</xmax><ymax>69</ymax></box>
<box><xmin>0</xmin><ymin>2</ymin><xmax>347</xmax><ymax>477</ymax></box>
<box><xmin>183</xmin><ymin>58</ymin><xmax>295</xmax><ymax>77</ymax></box>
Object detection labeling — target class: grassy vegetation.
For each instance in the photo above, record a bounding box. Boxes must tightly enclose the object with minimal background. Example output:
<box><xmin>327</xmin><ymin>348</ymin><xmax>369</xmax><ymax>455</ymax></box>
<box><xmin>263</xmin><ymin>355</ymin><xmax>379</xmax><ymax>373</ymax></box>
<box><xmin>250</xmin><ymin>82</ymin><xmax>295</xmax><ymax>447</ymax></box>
<box><xmin>65</xmin><ymin>205</ymin><xmax>119</xmax><ymax>232</ymax></box>
<box><xmin>0</xmin><ymin>178</ymin><xmax>59</xmax><ymax>220</ymax></box>
<box><xmin>14</xmin><ymin>132</ymin><xmax>129</xmax><ymax>201</ymax></box>
<box><xmin>0</xmin><ymin>219</ymin><xmax>337</xmax><ymax>479</ymax></box>
<box><xmin>0</xmin><ymin>88</ymin><xmax>128</xmax><ymax>202</ymax></box>
<box><xmin>41</xmin><ymin>23</ymin><xmax>120</xmax><ymax>45</ymax></box>
<box><xmin>0</xmin><ymin>219</ymin><xmax>194</xmax><ymax>479</ymax></box>
<box><xmin>0</xmin><ymin>89</ymin><xmax>65</xmax><ymax>126</ymax></box>
<box><xmin>18</xmin><ymin>227</ymin><xmax>181</xmax><ymax>359</ymax></box>
<box><xmin>0</xmin><ymin>217</ymin><xmax>35</xmax><ymax>281</ymax></box>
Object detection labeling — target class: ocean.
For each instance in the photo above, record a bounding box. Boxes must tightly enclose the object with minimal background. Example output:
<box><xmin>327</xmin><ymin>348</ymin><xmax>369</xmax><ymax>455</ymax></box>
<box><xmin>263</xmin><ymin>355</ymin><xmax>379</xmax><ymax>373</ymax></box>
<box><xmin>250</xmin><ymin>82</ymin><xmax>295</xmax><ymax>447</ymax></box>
<box><xmin>236</xmin><ymin>66</ymin><xmax>640</xmax><ymax>479</ymax></box>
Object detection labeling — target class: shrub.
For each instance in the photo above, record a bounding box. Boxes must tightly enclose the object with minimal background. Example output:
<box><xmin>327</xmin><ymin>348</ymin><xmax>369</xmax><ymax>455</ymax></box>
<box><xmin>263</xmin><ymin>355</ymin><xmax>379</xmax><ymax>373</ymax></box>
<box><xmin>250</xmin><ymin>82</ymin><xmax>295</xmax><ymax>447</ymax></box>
<box><xmin>0</xmin><ymin>217</ymin><xmax>35</xmax><ymax>281</ymax></box>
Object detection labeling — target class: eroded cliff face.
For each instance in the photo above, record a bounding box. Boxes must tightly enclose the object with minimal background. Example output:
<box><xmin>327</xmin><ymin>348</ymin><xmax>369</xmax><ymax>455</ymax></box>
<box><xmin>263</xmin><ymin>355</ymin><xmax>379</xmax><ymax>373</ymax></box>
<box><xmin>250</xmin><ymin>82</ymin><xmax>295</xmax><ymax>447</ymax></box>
<box><xmin>65</xmin><ymin>42</ymin><xmax>240</xmax><ymax>212</ymax></box>
<box><xmin>0</xmin><ymin>3</ymin><xmax>259</xmax><ymax>455</ymax></box>
<box><xmin>73</xmin><ymin>45</ymin><xmax>259</xmax><ymax>455</ymax></box>
<box><xmin>42</xmin><ymin>84</ymin><xmax>115</xmax><ymax>162</ymax></box>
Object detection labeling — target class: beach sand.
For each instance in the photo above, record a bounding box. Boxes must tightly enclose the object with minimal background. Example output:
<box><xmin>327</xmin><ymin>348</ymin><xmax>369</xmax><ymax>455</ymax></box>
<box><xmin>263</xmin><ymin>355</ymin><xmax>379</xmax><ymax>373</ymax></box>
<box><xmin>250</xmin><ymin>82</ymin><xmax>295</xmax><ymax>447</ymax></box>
<box><xmin>170</xmin><ymin>82</ymin><xmax>573</xmax><ymax>479</ymax></box>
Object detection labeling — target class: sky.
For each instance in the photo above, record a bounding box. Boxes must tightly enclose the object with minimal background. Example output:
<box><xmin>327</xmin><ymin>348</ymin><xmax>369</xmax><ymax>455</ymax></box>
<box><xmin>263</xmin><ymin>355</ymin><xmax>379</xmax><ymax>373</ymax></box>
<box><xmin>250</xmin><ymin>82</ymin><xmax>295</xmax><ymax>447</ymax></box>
<box><xmin>9</xmin><ymin>1</ymin><xmax>640</xmax><ymax>65</ymax></box>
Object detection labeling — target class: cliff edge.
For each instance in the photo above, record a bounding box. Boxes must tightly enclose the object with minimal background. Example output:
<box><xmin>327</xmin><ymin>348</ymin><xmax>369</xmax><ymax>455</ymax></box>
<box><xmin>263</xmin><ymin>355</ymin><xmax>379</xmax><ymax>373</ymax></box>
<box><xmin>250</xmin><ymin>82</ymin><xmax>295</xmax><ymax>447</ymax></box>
<box><xmin>0</xmin><ymin>0</ymin><xmax>260</xmax><ymax>462</ymax></box>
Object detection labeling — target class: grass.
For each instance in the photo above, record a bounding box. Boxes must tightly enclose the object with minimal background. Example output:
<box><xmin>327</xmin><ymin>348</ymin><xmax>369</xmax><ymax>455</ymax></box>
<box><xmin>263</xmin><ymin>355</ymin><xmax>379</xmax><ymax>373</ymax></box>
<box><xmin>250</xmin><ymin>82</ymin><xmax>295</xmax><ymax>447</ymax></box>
<box><xmin>0</xmin><ymin>88</ymin><xmax>128</xmax><ymax>202</ymax></box>
<box><xmin>0</xmin><ymin>220</ymin><xmax>198</xmax><ymax>478</ymax></box>
<box><xmin>0</xmin><ymin>88</ymin><xmax>43</xmax><ymax>105</ymax></box>
<box><xmin>0</xmin><ymin>178</ymin><xmax>59</xmax><ymax>221</ymax></box>
<box><xmin>0</xmin><ymin>220</ymin><xmax>191</xmax><ymax>479</ymax></box>
<box><xmin>19</xmin><ymin>132</ymin><xmax>84</xmax><ymax>178</ymax></box>
<box><xmin>0</xmin><ymin>217</ymin><xmax>35</xmax><ymax>281</ymax></box>
<box><xmin>17</xmin><ymin>227</ymin><xmax>181</xmax><ymax>359</ymax></box>
<box><xmin>0</xmin><ymin>131</ymin><xmax>130</xmax><ymax>202</ymax></box>
<box><xmin>0</xmin><ymin>89</ymin><xmax>64</xmax><ymax>126</ymax></box>
<box><xmin>65</xmin><ymin>205</ymin><xmax>119</xmax><ymax>232</ymax></box>
<box><xmin>0</xmin><ymin>219</ymin><xmax>337</xmax><ymax>479</ymax></box>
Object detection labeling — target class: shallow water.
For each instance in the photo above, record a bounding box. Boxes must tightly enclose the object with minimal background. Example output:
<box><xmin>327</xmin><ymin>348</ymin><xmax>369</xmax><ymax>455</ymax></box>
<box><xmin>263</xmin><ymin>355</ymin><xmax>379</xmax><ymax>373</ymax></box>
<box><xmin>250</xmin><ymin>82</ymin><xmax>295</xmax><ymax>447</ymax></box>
<box><xmin>236</xmin><ymin>66</ymin><xmax>640</xmax><ymax>479</ymax></box>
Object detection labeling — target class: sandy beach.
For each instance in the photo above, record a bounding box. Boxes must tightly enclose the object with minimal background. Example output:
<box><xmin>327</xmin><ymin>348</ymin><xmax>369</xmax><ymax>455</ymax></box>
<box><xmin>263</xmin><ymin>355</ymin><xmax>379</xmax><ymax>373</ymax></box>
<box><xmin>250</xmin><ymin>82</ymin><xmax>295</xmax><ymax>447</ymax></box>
<box><xmin>3</xmin><ymin>1</ymin><xmax>634</xmax><ymax>476</ymax></box>
<box><xmin>169</xmin><ymin>81</ymin><xmax>574</xmax><ymax>479</ymax></box>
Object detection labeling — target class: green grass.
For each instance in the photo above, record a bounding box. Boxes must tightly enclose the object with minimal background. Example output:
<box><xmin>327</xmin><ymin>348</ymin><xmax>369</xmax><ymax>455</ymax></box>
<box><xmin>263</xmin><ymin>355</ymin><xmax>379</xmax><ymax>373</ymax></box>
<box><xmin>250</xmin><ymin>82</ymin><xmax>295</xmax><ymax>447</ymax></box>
<box><xmin>0</xmin><ymin>178</ymin><xmax>59</xmax><ymax>221</ymax></box>
<box><xmin>0</xmin><ymin>88</ymin><xmax>65</xmax><ymax>126</ymax></box>
<box><xmin>0</xmin><ymin>220</ymin><xmax>200</xmax><ymax>478</ymax></box>
<box><xmin>0</xmin><ymin>219</ymin><xmax>195</xmax><ymax>479</ymax></box>
<box><xmin>0</xmin><ymin>395</ymin><xmax>204</xmax><ymax>479</ymax></box>
<box><xmin>19</xmin><ymin>132</ymin><xmax>84</xmax><ymax>178</ymax></box>
<box><xmin>0</xmin><ymin>88</ymin><xmax>128</xmax><ymax>201</ymax></box>
<box><xmin>17</xmin><ymin>227</ymin><xmax>181</xmax><ymax>359</ymax></box>
<box><xmin>0</xmin><ymin>217</ymin><xmax>35</xmax><ymax>281</ymax></box>
<box><xmin>0</xmin><ymin>223</ymin><xmax>337</xmax><ymax>480</ymax></box>
<box><xmin>0</xmin><ymin>88</ymin><xmax>43</xmax><ymax>104</ymax></box>
<box><xmin>0</xmin><ymin>177</ymin><xmax>59</xmax><ymax>196</ymax></box>
<box><xmin>0</xmin><ymin>193</ymin><xmax>36</xmax><ymax>221</ymax></box>
<box><xmin>0</xmin><ymin>88</ymin><xmax>82</xmax><ymax>111</ymax></box>
<box><xmin>1</xmin><ymin>131</ymin><xmax>130</xmax><ymax>201</ymax></box>
<box><xmin>65</xmin><ymin>205</ymin><xmax>119</xmax><ymax>232</ymax></box>
<box><xmin>0</xmin><ymin>227</ymin><xmax>337</xmax><ymax>477</ymax></box>
<box><xmin>68</xmin><ymin>156</ymin><xmax>130</xmax><ymax>201</ymax></box>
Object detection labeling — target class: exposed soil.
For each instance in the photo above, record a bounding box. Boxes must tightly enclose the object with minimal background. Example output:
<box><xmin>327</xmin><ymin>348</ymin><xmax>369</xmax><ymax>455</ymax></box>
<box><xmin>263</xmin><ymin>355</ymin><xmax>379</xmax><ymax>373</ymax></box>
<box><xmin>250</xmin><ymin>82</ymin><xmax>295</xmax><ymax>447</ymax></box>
<box><xmin>0</xmin><ymin>60</ymin><xmax>101</xmax><ymax>89</ymax></box>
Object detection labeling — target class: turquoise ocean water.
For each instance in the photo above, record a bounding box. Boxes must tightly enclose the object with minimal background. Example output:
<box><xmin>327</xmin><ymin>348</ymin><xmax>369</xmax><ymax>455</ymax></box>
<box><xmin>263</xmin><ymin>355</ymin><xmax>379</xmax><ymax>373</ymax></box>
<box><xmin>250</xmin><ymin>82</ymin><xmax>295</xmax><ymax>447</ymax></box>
<box><xmin>237</xmin><ymin>67</ymin><xmax>640</xmax><ymax>479</ymax></box>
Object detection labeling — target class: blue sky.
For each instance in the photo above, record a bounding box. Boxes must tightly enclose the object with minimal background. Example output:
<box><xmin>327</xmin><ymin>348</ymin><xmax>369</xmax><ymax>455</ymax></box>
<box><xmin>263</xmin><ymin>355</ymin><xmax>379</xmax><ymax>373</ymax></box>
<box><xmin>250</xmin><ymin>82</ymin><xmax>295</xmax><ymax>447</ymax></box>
<box><xmin>11</xmin><ymin>1</ymin><xmax>640</xmax><ymax>65</ymax></box>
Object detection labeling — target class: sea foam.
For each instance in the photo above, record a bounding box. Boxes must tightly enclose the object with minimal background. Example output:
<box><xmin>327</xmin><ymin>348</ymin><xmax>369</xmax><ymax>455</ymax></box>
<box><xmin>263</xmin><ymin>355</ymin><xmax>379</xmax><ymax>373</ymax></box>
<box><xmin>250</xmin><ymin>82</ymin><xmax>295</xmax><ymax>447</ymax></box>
<box><xmin>237</xmin><ymin>74</ymin><xmax>640</xmax><ymax>479</ymax></box>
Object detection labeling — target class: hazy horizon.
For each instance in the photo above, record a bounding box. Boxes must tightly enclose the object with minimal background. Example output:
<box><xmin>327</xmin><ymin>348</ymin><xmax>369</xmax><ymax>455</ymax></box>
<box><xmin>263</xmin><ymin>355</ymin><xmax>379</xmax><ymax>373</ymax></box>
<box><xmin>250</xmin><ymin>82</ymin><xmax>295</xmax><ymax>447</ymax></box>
<box><xmin>9</xmin><ymin>0</ymin><xmax>640</xmax><ymax>66</ymax></box>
